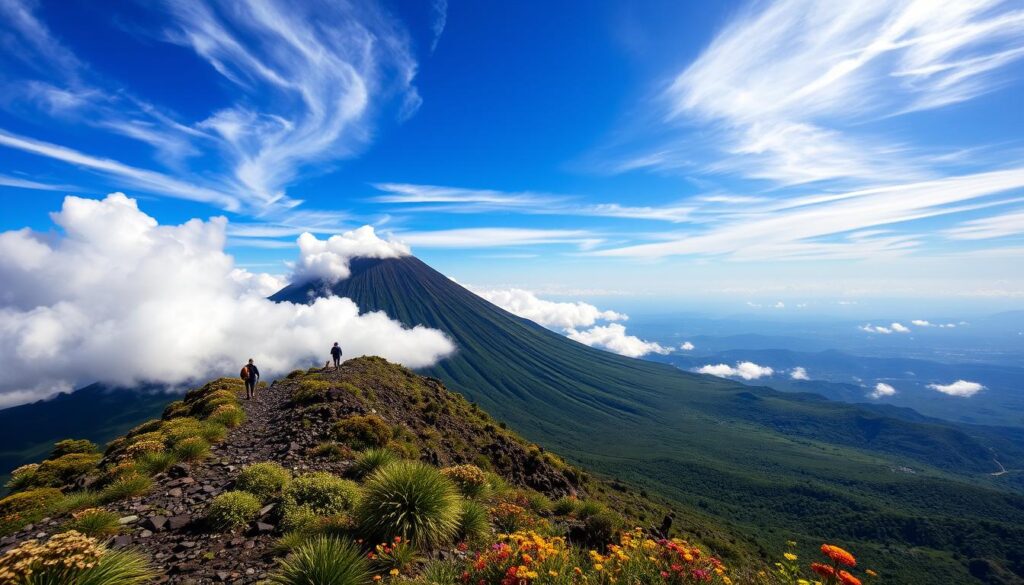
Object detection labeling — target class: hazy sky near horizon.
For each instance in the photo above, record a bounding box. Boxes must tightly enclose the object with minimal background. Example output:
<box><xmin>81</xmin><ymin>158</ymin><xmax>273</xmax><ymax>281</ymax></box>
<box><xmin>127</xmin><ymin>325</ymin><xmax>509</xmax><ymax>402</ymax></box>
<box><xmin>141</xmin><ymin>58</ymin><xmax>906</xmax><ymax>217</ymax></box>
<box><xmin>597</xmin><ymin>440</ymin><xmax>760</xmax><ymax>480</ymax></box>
<box><xmin>2</xmin><ymin>0</ymin><xmax>1024</xmax><ymax>308</ymax></box>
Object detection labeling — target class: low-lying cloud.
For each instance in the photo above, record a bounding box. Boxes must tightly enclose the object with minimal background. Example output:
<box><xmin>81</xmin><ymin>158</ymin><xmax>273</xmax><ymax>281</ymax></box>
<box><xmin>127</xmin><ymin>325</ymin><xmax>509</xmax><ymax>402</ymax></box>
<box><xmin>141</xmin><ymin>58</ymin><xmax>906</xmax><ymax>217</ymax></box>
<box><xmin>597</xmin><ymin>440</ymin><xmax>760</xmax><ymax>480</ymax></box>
<box><xmin>679</xmin><ymin>341</ymin><xmax>695</xmax><ymax>351</ymax></box>
<box><xmin>789</xmin><ymin>367</ymin><xmax>809</xmax><ymax>380</ymax></box>
<box><xmin>0</xmin><ymin>194</ymin><xmax>453</xmax><ymax>407</ymax></box>
<box><xmin>292</xmin><ymin>227</ymin><xmax>410</xmax><ymax>284</ymax></box>
<box><xmin>928</xmin><ymin>379</ymin><xmax>985</xmax><ymax>398</ymax></box>
<box><xmin>566</xmin><ymin>324</ymin><xmax>671</xmax><ymax>359</ymax></box>
<box><xmin>869</xmin><ymin>382</ymin><xmax>896</xmax><ymax>399</ymax></box>
<box><xmin>697</xmin><ymin>361</ymin><xmax>774</xmax><ymax>380</ymax></box>
<box><xmin>859</xmin><ymin>322</ymin><xmax>910</xmax><ymax>334</ymax></box>
<box><xmin>472</xmin><ymin>287</ymin><xmax>626</xmax><ymax>329</ymax></box>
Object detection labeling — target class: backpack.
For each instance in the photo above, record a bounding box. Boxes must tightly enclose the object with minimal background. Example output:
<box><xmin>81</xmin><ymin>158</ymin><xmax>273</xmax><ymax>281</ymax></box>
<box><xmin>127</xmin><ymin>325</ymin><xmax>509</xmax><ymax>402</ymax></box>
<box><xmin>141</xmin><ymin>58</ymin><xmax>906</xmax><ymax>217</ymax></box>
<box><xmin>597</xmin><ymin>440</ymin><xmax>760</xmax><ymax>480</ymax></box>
<box><xmin>240</xmin><ymin>365</ymin><xmax>249</xmax><ymax>380</ymax></box>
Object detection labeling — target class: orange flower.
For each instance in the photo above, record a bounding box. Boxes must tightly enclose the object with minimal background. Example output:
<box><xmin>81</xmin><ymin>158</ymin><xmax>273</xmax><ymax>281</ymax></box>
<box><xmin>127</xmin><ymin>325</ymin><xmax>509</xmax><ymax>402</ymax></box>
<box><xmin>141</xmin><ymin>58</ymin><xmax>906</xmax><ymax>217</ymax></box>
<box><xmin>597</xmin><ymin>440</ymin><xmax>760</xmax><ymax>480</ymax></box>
<box><xmin>821</xmin><ymin>544</ymin><xmax>856</xmax><ymax>567</ymax></box>
<box><xmin>865</xmin><ymin>569</ymin><xmax>878</xmax><ymax>577</ymax></box>
<box><xmin>811</xmin><ymin>562</ymin><xmax>836</xmax><ymax>579</ymax></box>
<box><xmin>838</xmin><ymin>570</ymin><xmax>862</xmax><ymax>585</ymax></box>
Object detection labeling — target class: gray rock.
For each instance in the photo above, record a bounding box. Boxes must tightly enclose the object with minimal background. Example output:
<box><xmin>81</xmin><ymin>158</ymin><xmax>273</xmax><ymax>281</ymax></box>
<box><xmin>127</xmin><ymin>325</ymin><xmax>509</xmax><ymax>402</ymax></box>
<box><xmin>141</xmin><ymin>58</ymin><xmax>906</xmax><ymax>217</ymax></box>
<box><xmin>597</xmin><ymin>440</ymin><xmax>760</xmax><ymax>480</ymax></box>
<box><xmin>255</xmin><ymin>522</ymin><xmax>274</xmax><ymax>533</ymax></box>
<box><xmin>167</xmin><ymin>515</ymin><xmax>191</xmax><ymax>530</ymax></box>
<box><xmin>118</xmin><ymin>515</ymin><xmax>139</xmax><ymax>525</ymax></box>
<box><xmin>143</xmin><ymin>515</ymin><xmax>167</xmax><ymax>531</ymax></box>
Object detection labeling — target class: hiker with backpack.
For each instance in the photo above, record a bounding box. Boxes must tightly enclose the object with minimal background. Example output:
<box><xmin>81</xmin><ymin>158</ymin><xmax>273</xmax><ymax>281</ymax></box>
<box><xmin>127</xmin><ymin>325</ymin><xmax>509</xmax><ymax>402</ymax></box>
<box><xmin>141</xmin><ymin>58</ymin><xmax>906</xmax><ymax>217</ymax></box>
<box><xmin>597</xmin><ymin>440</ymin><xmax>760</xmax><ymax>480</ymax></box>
<box><xmin>241</xmin><ymin>358</ymin><xmax>260</xmax><ymax>399</ymax></box>
<box><xmin>330</xmin><ymin>342</ymin><xmax>343</xmax><ymax>368</ymax></box>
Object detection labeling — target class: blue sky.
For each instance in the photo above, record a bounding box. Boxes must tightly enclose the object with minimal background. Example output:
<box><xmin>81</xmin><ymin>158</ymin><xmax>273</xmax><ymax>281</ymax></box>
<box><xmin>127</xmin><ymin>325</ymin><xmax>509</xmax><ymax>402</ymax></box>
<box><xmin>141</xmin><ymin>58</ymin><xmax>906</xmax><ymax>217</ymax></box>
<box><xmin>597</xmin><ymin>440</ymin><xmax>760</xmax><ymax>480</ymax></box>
<box><xmin>2</xmin><ymin>0</ymin><xmax>1024</xmax><ymax>312</ymax></box>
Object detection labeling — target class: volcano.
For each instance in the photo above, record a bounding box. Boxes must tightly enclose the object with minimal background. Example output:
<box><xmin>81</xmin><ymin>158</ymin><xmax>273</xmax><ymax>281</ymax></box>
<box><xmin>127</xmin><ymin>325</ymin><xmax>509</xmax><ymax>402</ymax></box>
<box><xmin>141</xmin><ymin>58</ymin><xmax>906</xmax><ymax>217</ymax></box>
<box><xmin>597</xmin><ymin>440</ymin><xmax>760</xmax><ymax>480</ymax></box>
<box><xmin>270</xmin><ymin>256</ymin><xmax>1024</xmax><ymax>580</ymax></box>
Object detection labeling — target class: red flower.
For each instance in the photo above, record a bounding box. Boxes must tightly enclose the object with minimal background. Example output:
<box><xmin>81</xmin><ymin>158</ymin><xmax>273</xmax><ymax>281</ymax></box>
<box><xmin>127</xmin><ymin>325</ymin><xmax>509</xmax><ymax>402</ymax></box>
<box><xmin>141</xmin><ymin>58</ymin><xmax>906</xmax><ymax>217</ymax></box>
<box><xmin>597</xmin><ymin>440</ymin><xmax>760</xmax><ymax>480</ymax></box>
<box><xmin>838</xmin><ymin>570</ymin><xmax>862</xmax><ymax>585</ymax></box>
<box><xmin>821</xmin><ymin>544</ymin><xmax>856</xmax><ymax>567</ymax></box>
<box><xmin>811</xmin><ymin>562</ymin><xmax>836</xmax><ymax>579</ymax></box>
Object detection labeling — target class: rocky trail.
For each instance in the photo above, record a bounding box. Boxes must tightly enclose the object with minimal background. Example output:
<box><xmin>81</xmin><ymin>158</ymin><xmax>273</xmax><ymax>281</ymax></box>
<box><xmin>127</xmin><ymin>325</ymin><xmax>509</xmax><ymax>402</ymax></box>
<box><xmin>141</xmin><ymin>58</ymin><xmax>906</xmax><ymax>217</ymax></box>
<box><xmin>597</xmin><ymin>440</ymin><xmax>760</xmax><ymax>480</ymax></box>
<box><xmin>2</xmin><ymin>376</ymin><xmax>339</xmax><ymax>584</ymax></box>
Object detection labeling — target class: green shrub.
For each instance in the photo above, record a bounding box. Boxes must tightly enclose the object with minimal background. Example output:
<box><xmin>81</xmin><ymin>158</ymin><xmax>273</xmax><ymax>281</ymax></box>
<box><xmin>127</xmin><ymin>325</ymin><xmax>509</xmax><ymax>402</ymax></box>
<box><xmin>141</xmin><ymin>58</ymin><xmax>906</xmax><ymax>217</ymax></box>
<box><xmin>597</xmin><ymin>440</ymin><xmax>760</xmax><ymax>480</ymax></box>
<box><xmin>50</xmin><ymin>490</ymin><xmax>102</xmax><ymax>516</ymax></box>
<box><xmin>173</xmin><ymin>437</ymin><xmax>210</xmax><ymax>462</ymax></box>
<box><xmin>332</xmin><ymin>414</ymin><xmax>391</xmax><ymax>449</ymax></box>
<box><xmin>124</xmin><ymin>440</ymin><xmax>164</xmax><ymax>461</ymax></box>
<box><xmin>524</xmin><ymin>491</ymin><xmax>552</xmax><ymax>515</ymax></box>
<box><xmin>573</xmin><ymin>510</ymin><xmax>620</xmax><ymax>548</ymax></box>
<box><xmin>421</xmin><ymin>560</ymin><xmax>462</xmax><ymax>585</ymax></box>
<box><xmin>268</xmin><ymin>535</ymin><xmax>371</xmax><ymax>585</ymax></box>
<box><xmin>208</xmin><ymin>404</ymin><xmax>245</xmax><ymax>428</ymax></box>
<box><xmin>441</xmin><ymin>464</ymin><xmax>488</xmax><ymax>498</ymax></box>
<box><xmin>67</xmin><ymin>508</ymin><xmax>122</xmax><ymax>538</ymax></box>
<box><xmin>100</xmin><ymin>473</ymin><xmax>152</xmax><ymax>503</ymax></box>
<box><xmin>237</xmin><ymin>462</ymin><xmax>291</xmax><ymax>501</ymax></box>
<box><xmin>5</xmin><ymin>463</ymin><xmax>39</xmax><ymax>492</ymax></box>
<box><xmin>31</xmin><ymin>452</ymin><xmax>102</xmax><ymax>488</ymax></box>
<box><xmin>357</xmin><ymin>461</ymin><xmax>461</xmax><ymax>548</ymax></box>
<box><xmin>286</xmin><ymin>369</ymin><xmax>305</xmax><ymax>379</ymax></box>
<box><xmin>576</xmin><ymin>499</ymin><xmax>606</xmax><ymax>519</ymax></box>
<box><xmin>160</xmin><ymin>417</ymin><xmax>203</xmax><ymax>445</ymax></box>
<box><xmin>198</xmin><ymin>422</ymin><xmax>228</xmax><ymax>443</ymax></box>
<box><xmin>279</xmin><ymin>503</ymin><xmax>320</xmax><ymax>533</ymax></box>
<box><xmin>135</xmin><ymin>451</ymin><xmax>178</xmax><ymax>475</ymax></box>
<box><xmin>292</xmin><ymin>379</ymin><xmax>332</xmax><ymax>405</ymax></box>
<box><xmin>456</xmin><ymin>500</ymin><xmax>490</xmax><ymax>544</ymax></box>
<box><xmin>311</xmin><ymin>442</ymin><xmax>354</xmax><ymax>461</ymax></box>
<box><xmin>162</xmin><ymin>400</ymin><xmax>189</xmax><ymax>419</ymax></box>
<box><xmin>208</xmin><ymin>490</ymin><xmax>262</xmax><ymax>531</ymax></box>
<box><xmin>352</xmin><ymin>448</ymin><xmax>398</xmax><ymax>479</ymax></box>
<box><xmin>552</xmin><ymin>496</ymin><xmax>579</xmax><ymax>516</ymax></box>
<box><xmin>274</xmin><ymin>530</ymin><xmax>312</xmax><ymax>554</ymax></box>
<box><xmin>52</xmin><ymin>438</ymin><xmax>98</xmax><ymax>458</ymax></box>
<box><xmin>489</xmin><ymin>502</ymin><xmax>530</xmax><ymax>533</ymax></box>
<box><xmin>284</xmin><ymin>472</ymin><xmax>360</xmax><ymax>516</ymax></box>
<box><xmin>0</xmin><ymin>487</ymin><xmax>63</xmax><ymax>535</ymax></box>
<box><xmin>127</xmin><ymin>419</ymin><xmax>163</xmax><ymax>437</ymax></box>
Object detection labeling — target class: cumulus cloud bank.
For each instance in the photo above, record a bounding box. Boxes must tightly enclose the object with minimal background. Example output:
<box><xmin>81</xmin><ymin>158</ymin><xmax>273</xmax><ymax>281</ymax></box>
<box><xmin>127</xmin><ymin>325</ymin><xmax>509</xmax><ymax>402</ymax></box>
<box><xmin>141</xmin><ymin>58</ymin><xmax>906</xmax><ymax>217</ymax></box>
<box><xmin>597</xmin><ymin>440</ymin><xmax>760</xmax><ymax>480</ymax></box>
<box><xmin>859</xmin><ymin>322</ymin><xmax>910</xmax><ymax>334</ymax></box>
<box><xmin>697</xmin><ymin>361</ymin><xmax>774</xmax><ymax>380</ymax></box>
<box><xmin>0</xmin><ymin>194</ymin><xmax>453</xmax><ymax>407</ymax></box>
<box><xmin>472</xmin><ymin>288</ymin><xmax>626</xmax><ymax>329</ymax></box>
<box><xmin>292</xmin><ymin>227</ymin><xmax>410</xmax><ymax>284</ymax></box>
<box><xmin>869</xmin><ymin>383</ymin><xmax>896</xmax><ymax>399</ymax></box>
<box><xmin>566</xmin><ymin>324</ymin><xmax>671</xmax><ymax>359</ymax></box>
<box><xmin>790</xmin><ymin>367</ymin><xmax>809</xmax><ymax>380</ymax></box>
<box><xmin>680</xmin><ymin>341</ymin><xmax>695</xmax><ymax>351</ymax></box>
<box><xmin>470</xmin><ymin>287</ymin><xmax>668</xmax><ymax>358</ymax></box>
<box><xmin>928</xmin><ymin>380</ymin><xmax>985</xmax><ymax>397</ymax></box>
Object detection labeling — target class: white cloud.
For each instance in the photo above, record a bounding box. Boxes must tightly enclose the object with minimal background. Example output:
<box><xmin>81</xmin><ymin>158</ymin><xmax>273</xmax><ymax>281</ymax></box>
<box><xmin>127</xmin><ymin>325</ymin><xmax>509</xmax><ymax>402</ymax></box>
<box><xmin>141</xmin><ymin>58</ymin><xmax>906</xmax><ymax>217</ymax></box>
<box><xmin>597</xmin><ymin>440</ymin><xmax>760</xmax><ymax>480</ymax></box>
<box><xmin>566</xmin><ymin>323</ymin><xmax>670</xmax><ymax>358</ymax></box>
<box><xmin>648</xmin><ymin>0</ymin><xmax>1024</xmax><ymax>185</ymax></box>
<box><xmin>911</xmin><ymin>319</ymin><xmax>958</xmax><ymax>328</ymax></box>
<box><xmin>790</xmin><ymin>367</ymin><xmax>809</xmax><ymax>380</ymax></box>
<box><xmin>0</xmin><ymin>194</ymin><xmax>454</xmax><ymax>407</ymax></box>
<box><xmin>773</xmin><ymin>301</ymin><xmax>785</xmax><ymax>309</ymax></box>
<box><xmin>697</xmin><ymin>361</ymin><xmax>774</xmax><ymax>380</ymax></box>
<box><xmin>0</xmin><ymin>0</ymin><xmax>420</xmax><ymax>215</ymax></box>
<box><xmin>680</xmin><ymin>341</ymin><xmax>695</xmax><ymax>351</ymax></box>
<box><xmin>946</xmin><ymin>209</ymin><xmax>1024</xmax><ymax>240</ymax></box>
<box><xmin>859</xmin><ymin>324</ymin><xmax>892</xmax><ymax>334</ymax></box>
<box><xmin>0</xmin><ymin>174</ymin><xmax>73</xmax><ymax>191</ymax></box>
<box><xmin>911</xmin><ymin>319</ymin><xmax>931</xmax><ymax>327</ymax></box>
<box><xmin>292</xmin><ymin>227</ymin><xmax>410</xmax><ymax>284</ymax></box>
<box><xmin>471</xmin><ymin>288</ymin><xmax>626</xmax><ymax>329</ymax></box>
<box><xmin>869</xmin><ymin>382</ymin><xmax>897</xmax><ymax>399</ymax></box>
<box><xmin>394</xmin><ymin>228</ymin><xmax>597</xmax><ymax>249</ymax></box>
<box><xmin>928</xmin><ymin>379</ymin><xmax>985</xmax><ymax>397</ymax></box>
<box><xmin>890</xmin><ymin>322</ymin><xmax>911</xmax><ymax>333</ymax></box>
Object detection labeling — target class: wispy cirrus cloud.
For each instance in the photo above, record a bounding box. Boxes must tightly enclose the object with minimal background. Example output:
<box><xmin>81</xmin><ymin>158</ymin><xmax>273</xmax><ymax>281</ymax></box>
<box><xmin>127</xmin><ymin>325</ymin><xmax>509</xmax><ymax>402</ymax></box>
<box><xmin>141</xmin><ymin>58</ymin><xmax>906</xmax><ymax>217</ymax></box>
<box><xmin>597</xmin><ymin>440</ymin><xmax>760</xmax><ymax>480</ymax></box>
<box><xmin>631</xmin><ymin>0</ymin><xmax>1024</xmax><ymax>185</ymax></box>
<box><xmin>0</xmin><ymin>0</ymin><xmax>421</xmax><ymax>216</ymax></box>
<box><xmin>394</xmin><ymin>228</ymin><xmax>600</xmax><ymax>250</ymax></box>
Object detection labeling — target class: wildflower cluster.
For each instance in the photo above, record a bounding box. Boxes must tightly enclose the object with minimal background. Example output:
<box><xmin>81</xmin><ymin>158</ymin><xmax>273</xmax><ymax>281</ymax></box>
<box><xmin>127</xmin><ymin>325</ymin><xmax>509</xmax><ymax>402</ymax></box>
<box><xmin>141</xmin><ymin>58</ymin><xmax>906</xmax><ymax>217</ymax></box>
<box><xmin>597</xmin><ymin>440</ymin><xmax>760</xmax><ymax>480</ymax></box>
<box><xmin>490</xmin><ymin>502</ymin><xmax>533</xmax><ymax>533</ymax></box>
<box><xmin>368</xmin><ymin>536</ymin><xmax>420</xmax><ymax>577</ymax></box>
<box><xmin>460</xmin><ymin>531</ymin><xmax>570</xmax><ymax>585</ymax></box>
<box><xmin>769</xmin><ymin>542</ymin><xmax>877</xmax><ymax>585</ymax></box>
<box><xmin>586</xmin><ymin>528</ymin><xmax>729</xmax><ymax>584</ymax></box>
<box><xmin>442</xmin><ymin>464</ymin><xmax>488</xmax><ymax>497</ymax></box>
<box><xmin>0</xmin><ymin>530</ymin><xmax>104</xmax><ymax>582</ymax></box>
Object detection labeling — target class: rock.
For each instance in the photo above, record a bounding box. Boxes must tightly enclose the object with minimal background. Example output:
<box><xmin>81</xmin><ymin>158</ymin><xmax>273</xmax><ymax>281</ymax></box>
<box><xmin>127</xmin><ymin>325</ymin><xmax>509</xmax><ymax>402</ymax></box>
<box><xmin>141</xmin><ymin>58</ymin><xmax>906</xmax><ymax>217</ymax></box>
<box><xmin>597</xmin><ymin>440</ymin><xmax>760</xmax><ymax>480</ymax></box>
<box><xmin>258</xmin><ymin>503</ymin><xmax>275</xmax><ymax>517</ymax></box>
<box><xmin>139</xmin><ymin>530</ymin><xmax>153</xmax><ymax>538</ymax></box>
<box><xmin>216</xmin><ymin>572</ymin><xmax>231</xmax><ymax>582</ymax></box>
<box><xmin>112</xmin><ymin>535</ymin><xmax>132</xmax><ymax>548</ymax></box>
<box><xmin>142</xmin><ymin>515</ymin><xmax>167</xmax><ymax>531</ymax></box>
<box><xmin>118</xmin><ymin>515</ymin><xmax>139</xmax><ymax>525</ymax></box>
<box><xmin>255</xmin><ymin>522</ymin><xmax>274</xmax><ymax>533</ymax></box>
<box><xmin>168</xmin><ymin>463</ymin><xmax>191</xmax><ymax>478</ymax></box>
<box><xmin>167</xmin><ymin>487</ymin><xmax>183</xmax><ymax>498</ymax></box>
<box><xmin>167</xmin><ymin>515</ymin><xmax>191</xmax><ymax>530</ymax></box>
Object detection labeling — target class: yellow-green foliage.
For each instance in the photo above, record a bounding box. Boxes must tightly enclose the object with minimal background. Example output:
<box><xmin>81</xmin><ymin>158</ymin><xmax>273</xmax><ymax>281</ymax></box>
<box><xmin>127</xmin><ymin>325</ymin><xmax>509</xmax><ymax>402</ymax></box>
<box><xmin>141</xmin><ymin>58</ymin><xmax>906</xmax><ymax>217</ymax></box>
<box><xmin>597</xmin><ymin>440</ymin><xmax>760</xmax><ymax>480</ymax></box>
<box><xmin>5</xmin><ymin>464</ymin><xmax>39</xmax><ymax>492</ymax></box>
<box><xmin>124</xmin><ymin>440</ymin><xmax>164</xmax><ymax>460</ymax></box>
<box><xmin>0</xmin><ymin>488</ymin><xmax>63</xmax><ymax>535</ymax></box>
<box><xmin>29</xmin><ymin>452</ymin><xmax>102</xmax><ymax>488</ymax></box>
<box><xmin>357</xmin><ymin>461</ymin><xmax>462</xmax><ymax>548</ymax></box>
<box><xmin>208</xmin><ymin>404</ymin><xmax>245</xmax><ymax>428</ymax></box>
<box><xmin>198</xmin><ymin>421</ymin><xmax>228</xmax><ymax>443</ymax></box>
<box><xmin>160</xmin><ymin>417</ymin><xmax>204</xmax><ymax>446</ymax></box>
<box><xmin>284</xmin><ymin>472</ymin><xmax>361</xmax><ymax>517</ymax></box>
<box><xmin>173</xmin><ymin>437</ymin><xmax>210</xmax><ymax>461</ymax></box>
<box><xmin>208</xmin><ymin>490</ymin><xmax>262</xmax><ymax>531</ymax></box>
<box><xmin>311</xmin><ymin>442</ymin><xmax>354</xmax><ymax>461</ymax></box>
<box><xmin>332</xmin><ymin>414</ymin><xmax>391</xmax><ymax>449</ymax></box>
<box><xmin>292</xmin><ymin>379</ymin><xmax>332</xmax><ymax>405</ymax></box>
<box><xmin>51</xmin><ymin>439</ymin><xmax>97</xmax><ymax>458</ymax></box>
<box><xmin>99</xmin><ymin>473</ymin><xmax>152</xmax><ymax>503</ymax></box>
<box><xmin>66</xmin><ymin>508</ymin><xmax>121</xmax><ymax>538</ymax></box>
<box><xmin>236</xmin><ymin>462</ymin><xmax>291</xmax><ymax>501</ymax></box>
<box><xmin>286</xmin><ymin>369</ymin><xmax>305</xmax><ymax>379</ymax></box>
<box><xmin>0</xmin><ymin>529</ymin><xmax>155</xmax><ymax>583</ymax></box>
<box><xmin>162</xmin><ymin>400</ymin><xmax>189</xmax><ymax>419</ymax></box>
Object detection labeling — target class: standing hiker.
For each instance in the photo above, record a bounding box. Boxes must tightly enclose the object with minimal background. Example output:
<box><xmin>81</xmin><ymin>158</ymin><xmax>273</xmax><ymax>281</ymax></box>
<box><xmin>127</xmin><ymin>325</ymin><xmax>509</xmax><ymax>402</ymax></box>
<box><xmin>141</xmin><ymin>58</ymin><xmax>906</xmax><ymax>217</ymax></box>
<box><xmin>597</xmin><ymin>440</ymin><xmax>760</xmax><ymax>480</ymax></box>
<box><xmin>241</xmin><ymin>358</ymin><xmax>260</xmax><ymax>399</ymax></box>
<box><xmin>330</xmin><ymin>342</ymin><xmax>343</xmax><ymax>368</ymax></box>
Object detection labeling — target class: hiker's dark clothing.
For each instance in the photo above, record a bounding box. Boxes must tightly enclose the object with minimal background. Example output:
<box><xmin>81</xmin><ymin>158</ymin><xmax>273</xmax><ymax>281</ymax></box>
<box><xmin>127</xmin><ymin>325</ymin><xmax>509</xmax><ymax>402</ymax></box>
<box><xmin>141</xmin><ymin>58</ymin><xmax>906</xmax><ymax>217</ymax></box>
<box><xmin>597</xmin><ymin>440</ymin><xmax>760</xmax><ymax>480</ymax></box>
<box><xmin>331</xmin><ymin>345</ymin><xmax>342</xmax><ymax>368</ymax></box>
<box><xmin>243</xmin><ymin>364</ymin><xmax>260</xmax><ymax>398</ymax></box>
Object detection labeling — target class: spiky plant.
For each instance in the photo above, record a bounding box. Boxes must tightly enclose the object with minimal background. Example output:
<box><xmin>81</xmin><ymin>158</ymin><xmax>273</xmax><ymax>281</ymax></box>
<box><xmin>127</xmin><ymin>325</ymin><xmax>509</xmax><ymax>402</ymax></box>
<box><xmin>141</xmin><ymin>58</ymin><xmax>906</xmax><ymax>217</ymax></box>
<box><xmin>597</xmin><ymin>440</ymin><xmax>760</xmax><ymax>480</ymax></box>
<box><xmin>351</xmin><ymin>448</ymin><xmax>398</xmax><ymax>479</ymax></box>
<box><xmin>135</xmin><ymin>451</ymin><xmax>177</xmax><ymax>476</ymax></box>
<box><xmin>99</xmin><ymin>474</ymin><xmax>152</xmax><ymax>504</ymax></box>
<box><xmin>357</xmin><ymin>461</ymin><xmax>461</xmax><ymax>548</ymax></box>
<box><xmin>75</xmin><ymin>549</ymin><xmax>155</xmax><ymax>585</ymax></box>
<box><xmin>67</xmin><ymin>508</ymin><xmax>121</xmax><ymax>538</ymax></box>
<box><xmin>268</xmin><ymin>536</ymin><xmax>371</xmax><ymax>585</ymax></box>
<box><xmin>456</xmin><ymin>499</ymin><xmax>490</xmax><ymax>544</ymax></box>
<box><xmin>173</xmin><ymin>437</ymin><xmax>210</xmax><ymax>462</ymax></box>
<box><xmin>236</xmin><ymin>462</ymin><xmax>291</xmax><ymax>501</ymax></box>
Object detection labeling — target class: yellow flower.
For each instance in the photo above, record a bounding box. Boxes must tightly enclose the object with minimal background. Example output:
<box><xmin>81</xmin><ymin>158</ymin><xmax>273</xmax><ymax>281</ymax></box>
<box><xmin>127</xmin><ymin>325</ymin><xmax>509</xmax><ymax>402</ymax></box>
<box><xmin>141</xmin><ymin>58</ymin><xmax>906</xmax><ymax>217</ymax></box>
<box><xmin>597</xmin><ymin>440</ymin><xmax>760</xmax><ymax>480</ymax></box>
<box><xmin>389</xmin><ymin>568</ymin><xmax>399</xmax><ymax>576</ymax></box>
<box><xmin>784</xmin><ymin>552</ymin><xmax>798</xmax><ymax>561</ymax></box>
<box><xmin>549</xmin><ymin>570</ymin><xmax>559</xmax><ymax>577</ymax></box>
<box><xmin>594</xmin><ymin>563</ymin><xmax>604</xmax><ymax>571</ymax></box>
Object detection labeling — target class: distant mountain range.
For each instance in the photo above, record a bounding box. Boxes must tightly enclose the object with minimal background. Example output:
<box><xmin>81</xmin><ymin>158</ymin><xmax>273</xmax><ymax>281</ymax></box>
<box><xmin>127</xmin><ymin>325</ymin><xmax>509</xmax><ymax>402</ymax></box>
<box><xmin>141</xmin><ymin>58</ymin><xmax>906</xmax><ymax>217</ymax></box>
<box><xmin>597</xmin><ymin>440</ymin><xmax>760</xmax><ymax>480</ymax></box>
<box><xmin>272</xmin><ymin>256</ymin><xmax>1024</xmax><ymax>582</ymax></box>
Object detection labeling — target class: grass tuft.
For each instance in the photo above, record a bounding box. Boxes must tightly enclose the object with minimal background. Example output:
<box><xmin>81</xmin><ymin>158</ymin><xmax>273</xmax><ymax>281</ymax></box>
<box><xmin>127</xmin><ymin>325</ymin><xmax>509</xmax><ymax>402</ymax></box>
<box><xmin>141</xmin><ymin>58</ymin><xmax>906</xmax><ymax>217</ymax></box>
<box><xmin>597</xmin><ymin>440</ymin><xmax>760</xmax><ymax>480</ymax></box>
<box><xmin>357</xmin><ymin>461</ymin><xmax>461</xmax><ymax>548</ymax></box>
<box><xmin>268</xmin><ymin>535</ymin><xmax>371</xmax><ymax>585</ymax></box>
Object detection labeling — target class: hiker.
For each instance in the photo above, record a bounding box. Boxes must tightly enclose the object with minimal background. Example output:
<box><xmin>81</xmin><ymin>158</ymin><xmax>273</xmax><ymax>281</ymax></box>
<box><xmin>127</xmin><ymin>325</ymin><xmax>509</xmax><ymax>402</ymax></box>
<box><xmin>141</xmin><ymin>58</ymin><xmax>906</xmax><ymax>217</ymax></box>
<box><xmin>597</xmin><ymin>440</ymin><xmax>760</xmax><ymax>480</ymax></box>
<box><xmin>241</xmin><ymin>358</ymin><xmax>260</xmax><ymax>399</ymax></box>
<box><xmin>330</xmin><ymin>342</ymin><xmax>343</xmax><ymax>368</ymax></box>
